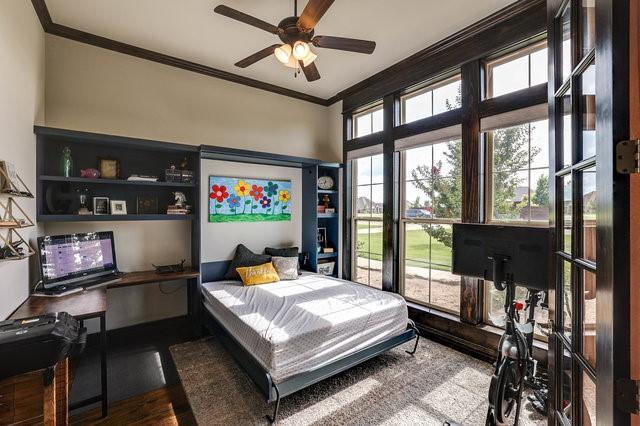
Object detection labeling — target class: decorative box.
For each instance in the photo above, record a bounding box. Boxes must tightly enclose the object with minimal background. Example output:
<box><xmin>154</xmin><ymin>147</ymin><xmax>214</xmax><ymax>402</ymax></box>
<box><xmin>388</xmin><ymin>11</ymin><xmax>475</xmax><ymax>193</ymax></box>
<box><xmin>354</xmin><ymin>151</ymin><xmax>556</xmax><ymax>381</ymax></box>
<box><xmin>317</xmin><ymin>261</ymin><xmax>335</xmax><ymax>276</ymax></box>
<box><xmin>165</xmin><ymin>169</ymin><xmax>182</xmax><ymax>183</ymax></box>
<box><xmin>181</xmin><ymin>170</ymin><xmax>194</xmax><ymax>183</ymax></box>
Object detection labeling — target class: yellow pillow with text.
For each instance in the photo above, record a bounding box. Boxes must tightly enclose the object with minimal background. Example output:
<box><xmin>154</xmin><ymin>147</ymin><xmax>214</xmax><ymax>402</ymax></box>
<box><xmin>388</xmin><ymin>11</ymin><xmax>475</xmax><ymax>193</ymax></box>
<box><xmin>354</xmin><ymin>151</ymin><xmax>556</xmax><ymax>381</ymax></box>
<box><xmin>236</xmin><ymin>262</ymin><xmax>280</xmax><ymax>286</ymax></box>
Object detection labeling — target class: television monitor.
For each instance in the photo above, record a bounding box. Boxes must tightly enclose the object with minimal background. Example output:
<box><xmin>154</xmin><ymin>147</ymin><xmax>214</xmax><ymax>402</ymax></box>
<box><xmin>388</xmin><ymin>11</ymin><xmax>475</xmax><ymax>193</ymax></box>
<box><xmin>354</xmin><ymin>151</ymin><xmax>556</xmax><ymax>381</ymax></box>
<box><xmin>451</xmin><ymin>223</ymin><xmax>552</xmax><ymax>291</ymax></box>
<box><xmin>38</xmin><ymin>231</ymin><xmax>118</xmax><ymax>289</ymax></box>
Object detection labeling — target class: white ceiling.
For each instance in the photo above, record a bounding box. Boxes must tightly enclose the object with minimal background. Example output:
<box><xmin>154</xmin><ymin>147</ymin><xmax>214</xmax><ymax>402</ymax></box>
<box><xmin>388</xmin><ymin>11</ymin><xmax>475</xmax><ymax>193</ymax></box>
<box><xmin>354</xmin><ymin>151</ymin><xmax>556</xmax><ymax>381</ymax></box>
<box><xmin>46</xmin><ymin>0</ymin><xmax>515</xmax><ymax>99</ymax></box>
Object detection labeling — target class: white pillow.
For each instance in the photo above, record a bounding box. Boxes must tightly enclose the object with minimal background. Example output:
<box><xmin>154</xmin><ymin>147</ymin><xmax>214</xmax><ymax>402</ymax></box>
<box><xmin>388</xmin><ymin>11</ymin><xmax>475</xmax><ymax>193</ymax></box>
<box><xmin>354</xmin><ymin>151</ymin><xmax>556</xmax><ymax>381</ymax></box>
<box><xmin>271</xmin><ymin>256</ymin><xmax>298</xmax><ymax>280</ymax></box>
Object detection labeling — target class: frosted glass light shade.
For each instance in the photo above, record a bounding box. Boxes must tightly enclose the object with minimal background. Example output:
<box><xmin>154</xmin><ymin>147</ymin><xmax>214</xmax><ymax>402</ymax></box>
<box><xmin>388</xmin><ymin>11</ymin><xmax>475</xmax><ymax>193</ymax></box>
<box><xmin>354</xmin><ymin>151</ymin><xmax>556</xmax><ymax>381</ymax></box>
<box><xmin>274</xmin><ymin>44</ymin><xmax>292</xmax><ymax>64</ymax></box>
<box><xmin>293</xmin><ymin>41</ymin><xmax>311</xmax><ymax>60</ymax></box>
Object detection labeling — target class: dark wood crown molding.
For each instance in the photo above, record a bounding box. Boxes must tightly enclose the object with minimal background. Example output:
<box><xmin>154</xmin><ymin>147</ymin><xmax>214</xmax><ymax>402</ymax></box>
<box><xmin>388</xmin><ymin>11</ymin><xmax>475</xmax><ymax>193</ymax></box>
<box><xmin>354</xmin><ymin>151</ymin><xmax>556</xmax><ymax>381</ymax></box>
<box><xmin>31</xmin><ymin>0</ymin><xmax>544</xmax><ymax>108</ymax></box>
<box><xmin>30</xmin><ymin>0</ymin><xmax>328</xmax><ymax>106</ymax></box>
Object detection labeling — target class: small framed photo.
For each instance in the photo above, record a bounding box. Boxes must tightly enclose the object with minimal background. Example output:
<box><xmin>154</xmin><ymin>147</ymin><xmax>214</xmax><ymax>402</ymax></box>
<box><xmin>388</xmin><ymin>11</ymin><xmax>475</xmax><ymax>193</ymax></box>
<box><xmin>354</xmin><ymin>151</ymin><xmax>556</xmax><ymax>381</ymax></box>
<box><xmin>110</xmin><ymin>200</ymin><xmax>127</xmax><ymax>215</ymax></box>
<box><xmin>317</xmin><ymin>227</ymin><xmax>327</xmax><ymax>247</ymax></box>
<box><xmin>98</xmin><ymin>158</ymin><xmax>120</xmax><ymax>180</ymax></box>
<box><xmin>93</xmin><ymin>197</ymin><xmax>110</xmax><ymax>215</ymax></box>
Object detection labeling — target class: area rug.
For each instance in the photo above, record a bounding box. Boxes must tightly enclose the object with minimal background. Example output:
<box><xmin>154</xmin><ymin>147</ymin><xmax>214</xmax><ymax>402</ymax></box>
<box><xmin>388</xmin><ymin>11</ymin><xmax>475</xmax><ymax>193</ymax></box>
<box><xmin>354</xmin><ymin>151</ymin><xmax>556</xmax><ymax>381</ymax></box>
<box><xmin>170</xmin><ymin>337</ymin><xmax>545</xmax><ymax>425</ymax></box>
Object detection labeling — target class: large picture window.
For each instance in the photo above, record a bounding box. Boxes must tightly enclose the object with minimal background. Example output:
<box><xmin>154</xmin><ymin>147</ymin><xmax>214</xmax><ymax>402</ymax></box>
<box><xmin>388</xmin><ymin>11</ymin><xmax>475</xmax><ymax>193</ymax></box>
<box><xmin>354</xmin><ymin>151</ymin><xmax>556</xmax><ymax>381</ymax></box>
<box><xmin>352</xmin><ymin>154</ymin><xmax>384</xmax><ymax>288</ymax></box>
<box><xmin>400</xmin><ymin>138</ymin><xmax>461</xmax><ymax>313</ymax></box>
<box><xmin>486</xmin><ymin>119</ymin><xmax>550</xmax><ymax>223</ymax></box>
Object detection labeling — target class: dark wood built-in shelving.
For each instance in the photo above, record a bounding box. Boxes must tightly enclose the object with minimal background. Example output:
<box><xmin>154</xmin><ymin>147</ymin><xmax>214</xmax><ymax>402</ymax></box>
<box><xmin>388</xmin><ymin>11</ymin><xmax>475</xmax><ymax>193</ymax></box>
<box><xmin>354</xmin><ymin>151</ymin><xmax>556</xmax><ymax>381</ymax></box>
<box><xmin>35</xmin><ymin>126</ymin><xmax>200</xmax><ymax>223</ymax></box>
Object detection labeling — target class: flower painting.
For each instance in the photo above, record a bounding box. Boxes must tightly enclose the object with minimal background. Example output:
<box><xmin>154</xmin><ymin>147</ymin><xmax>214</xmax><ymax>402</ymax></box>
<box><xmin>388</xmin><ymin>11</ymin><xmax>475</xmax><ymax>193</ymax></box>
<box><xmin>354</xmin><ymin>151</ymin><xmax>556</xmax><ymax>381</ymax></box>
<box><xmin>208</xmin><ymin>176</ymin><xmax>292</xmax><ymax>223</ymax></box>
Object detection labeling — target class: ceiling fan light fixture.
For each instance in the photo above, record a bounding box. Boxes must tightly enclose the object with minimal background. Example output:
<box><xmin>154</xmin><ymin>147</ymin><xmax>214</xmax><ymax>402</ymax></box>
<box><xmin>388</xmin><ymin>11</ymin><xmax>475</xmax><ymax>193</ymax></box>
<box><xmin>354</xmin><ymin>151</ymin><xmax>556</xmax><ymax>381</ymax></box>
<box><xmin>292</xmin><ymin>41</ymin><xmax>310</xmax><ymax>60</ymax></box>
<box><xmin>301</xmin><ymin>50</ymin><xmax>317</xmax><ymax>67</ymax></box>
<box><xmin>274</xmin><ymin>44</ymin><xmax>292</xmax><ymax>64</ymax></box>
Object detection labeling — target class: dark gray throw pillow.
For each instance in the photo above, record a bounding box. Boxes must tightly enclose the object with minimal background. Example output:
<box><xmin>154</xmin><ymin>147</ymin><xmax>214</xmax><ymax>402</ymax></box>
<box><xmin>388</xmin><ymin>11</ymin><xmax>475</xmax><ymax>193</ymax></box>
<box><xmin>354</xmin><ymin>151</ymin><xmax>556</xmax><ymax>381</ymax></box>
<box><xmin>264</xmin><ymin>246</ymin><xmax>299</xmax><ymax>258</ymax></box>
<box><xmin>224</xmin><ymin>244</ymin><xmax>271</xmax><ymax>280</ymax></box>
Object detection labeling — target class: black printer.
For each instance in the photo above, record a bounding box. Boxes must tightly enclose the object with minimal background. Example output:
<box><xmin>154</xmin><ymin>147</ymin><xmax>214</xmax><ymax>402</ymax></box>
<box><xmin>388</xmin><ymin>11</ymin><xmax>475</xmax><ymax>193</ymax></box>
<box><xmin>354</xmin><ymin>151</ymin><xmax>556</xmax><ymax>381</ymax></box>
<box><xmin>0</xmin><ymin>312</ymin><xmax>86</xmax><ymax>380</ymax></box>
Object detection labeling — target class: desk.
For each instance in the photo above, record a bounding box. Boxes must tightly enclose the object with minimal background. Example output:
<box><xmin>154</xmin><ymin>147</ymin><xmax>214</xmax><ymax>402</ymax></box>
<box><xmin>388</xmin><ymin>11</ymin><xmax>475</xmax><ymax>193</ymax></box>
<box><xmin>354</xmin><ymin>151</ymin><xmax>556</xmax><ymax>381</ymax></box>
<box><xmin>9</xmin><ymin>289</ymin><xmax>108</xmax><ymax>418</ymax></box>
<box><xmin>9</xmin><ymin>268</ymin><xmax>199</xmax><ymax>419</ymax></box>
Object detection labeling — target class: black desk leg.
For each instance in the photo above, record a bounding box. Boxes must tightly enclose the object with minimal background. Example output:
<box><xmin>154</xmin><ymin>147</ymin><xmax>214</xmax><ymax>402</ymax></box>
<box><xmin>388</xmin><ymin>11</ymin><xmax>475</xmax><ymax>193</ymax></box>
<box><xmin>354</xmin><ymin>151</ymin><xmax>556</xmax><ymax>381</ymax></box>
<box><xmin>100</xmin><ymin>313</ymin><xmax>108</xmax><ymax>418</ymax></box>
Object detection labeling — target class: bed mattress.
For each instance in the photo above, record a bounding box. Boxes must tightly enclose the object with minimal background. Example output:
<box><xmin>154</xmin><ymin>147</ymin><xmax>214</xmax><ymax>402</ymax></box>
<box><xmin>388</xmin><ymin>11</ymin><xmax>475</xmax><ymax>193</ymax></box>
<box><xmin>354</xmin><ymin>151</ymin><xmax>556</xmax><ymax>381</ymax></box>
<box><xmin>201</xmin><ymin>274</ymin><xmax>408</xmax><ymax>383</ymax></box>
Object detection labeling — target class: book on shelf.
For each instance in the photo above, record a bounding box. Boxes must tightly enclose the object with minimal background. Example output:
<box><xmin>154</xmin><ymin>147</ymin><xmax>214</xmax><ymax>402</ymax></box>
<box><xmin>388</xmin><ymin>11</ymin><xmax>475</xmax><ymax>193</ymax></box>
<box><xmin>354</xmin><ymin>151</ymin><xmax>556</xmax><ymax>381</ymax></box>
<box><xmin>127</xmin><ymin>174</ymin><xmax>159</xmax><ymax>182</ymax></box>
<box><xmin>166</xmin><ymin>204</ymin><xmax>190</xmax><ymax>215</ymax></box>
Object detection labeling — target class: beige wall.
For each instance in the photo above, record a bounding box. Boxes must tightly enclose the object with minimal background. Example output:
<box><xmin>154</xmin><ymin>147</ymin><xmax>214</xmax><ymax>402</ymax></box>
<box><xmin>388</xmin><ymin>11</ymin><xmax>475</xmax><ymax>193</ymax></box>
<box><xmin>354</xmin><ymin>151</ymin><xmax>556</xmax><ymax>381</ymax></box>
<box><xmin>42</xmin><ymin>34</ymin><xmax>342</xmax><ymax>329</ymax></box>
<box><xmin>0</xmin><ymin>2</ymin><xmax>45</xmax><ymax>320</ymax></box>
<box><xmin>45</xmin><ymin>35</ymin><xmax>340</xmax><ymax>162</ymax></box>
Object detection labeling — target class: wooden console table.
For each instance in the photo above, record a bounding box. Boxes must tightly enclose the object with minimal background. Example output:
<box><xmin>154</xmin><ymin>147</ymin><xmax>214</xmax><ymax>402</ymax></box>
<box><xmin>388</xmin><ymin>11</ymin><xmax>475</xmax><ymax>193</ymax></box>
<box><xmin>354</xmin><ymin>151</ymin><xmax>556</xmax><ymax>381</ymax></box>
<box><xmin>8</xmin><ymin>268</ymin><xmax>200</xmax><ymax>420</ymax></box>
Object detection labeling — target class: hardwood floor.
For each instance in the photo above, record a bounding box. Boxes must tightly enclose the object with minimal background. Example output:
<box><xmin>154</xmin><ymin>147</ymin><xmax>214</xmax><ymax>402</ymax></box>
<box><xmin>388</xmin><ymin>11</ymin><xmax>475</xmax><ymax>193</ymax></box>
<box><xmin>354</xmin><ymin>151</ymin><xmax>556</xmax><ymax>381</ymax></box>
<box><xmin>69</xmin><ymin>384</ymin><xmax>196</xmax><ymax>425</ymax></box>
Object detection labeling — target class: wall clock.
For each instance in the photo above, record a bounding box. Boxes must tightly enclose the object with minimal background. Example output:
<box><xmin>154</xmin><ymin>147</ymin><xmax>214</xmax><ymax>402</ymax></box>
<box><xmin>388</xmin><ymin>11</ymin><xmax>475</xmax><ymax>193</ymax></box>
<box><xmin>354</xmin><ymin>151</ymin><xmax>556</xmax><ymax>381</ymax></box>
<box><xmin>318</xmin><ymin>176</ymin><xmax>334</xmax><ymax>190</ymax></box>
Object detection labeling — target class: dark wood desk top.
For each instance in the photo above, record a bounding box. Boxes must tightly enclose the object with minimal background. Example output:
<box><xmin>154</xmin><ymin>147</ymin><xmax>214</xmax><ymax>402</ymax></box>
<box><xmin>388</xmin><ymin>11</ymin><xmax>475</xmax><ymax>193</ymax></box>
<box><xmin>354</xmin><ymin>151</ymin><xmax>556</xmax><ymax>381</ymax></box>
<box><xmin>8</xmin><ymin>269</ymin><xmax>198</xmax><ymax>321</ymax></box>
<box><xmin>108</xmin><ymin>268</ymin><xmax>199</xmax><ymax>289</ymax></box>
<box><xmin>9</xmin><ymin>288</ymin><xmax>107</xmax><ymax>320</ymax></box>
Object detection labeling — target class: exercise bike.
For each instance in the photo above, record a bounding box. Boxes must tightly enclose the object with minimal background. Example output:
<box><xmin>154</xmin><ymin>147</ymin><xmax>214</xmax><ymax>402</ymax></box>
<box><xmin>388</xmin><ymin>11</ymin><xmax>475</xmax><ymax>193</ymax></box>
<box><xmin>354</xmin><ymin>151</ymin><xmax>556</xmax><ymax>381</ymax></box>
<box><xmin>485</xmin><ymin>255</ymin><xmax>547</xmax><ymax>426</ymax></box>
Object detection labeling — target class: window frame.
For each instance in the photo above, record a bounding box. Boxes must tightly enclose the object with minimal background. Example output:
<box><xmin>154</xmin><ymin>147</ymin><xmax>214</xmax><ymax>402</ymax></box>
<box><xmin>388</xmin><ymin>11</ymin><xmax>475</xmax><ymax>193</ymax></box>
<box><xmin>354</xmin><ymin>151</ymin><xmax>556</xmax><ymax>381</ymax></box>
<box><xmin>398</xmin><ymin>138</ymin><xmax>462</xmax><ymax>314</ymax></box>
<box><xmin>485</xmin><ymin>40</ymin><xmax>548</xmax><ymax>99</ymax></box>
<box><xmin>352</xmin><ymin>104</ymin><xmax>384</xmax><ymax>139</ymax></box>
<box><xmin>350</xmin><ymin>154</ymin><xmax>384</xmax><ymax>288</ymax></box>
<box><xmin>399</xmin><ymin>74</ymin><xmax>462</xmax><ymax>125</ymax></box>
<box><xmin>483</xmin><ymin>117</ymin><xmax>551</xmax><ymax>226</ymax></box>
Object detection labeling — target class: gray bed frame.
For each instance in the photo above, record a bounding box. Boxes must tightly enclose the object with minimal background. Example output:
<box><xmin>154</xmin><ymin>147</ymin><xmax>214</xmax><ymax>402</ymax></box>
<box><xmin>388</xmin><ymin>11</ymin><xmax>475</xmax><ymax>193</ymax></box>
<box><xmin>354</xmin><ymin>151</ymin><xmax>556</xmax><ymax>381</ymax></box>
<box><xmin>198</xmin><ymin>260</ymin><xmax>420</xmax><ymax>423</ymax></box>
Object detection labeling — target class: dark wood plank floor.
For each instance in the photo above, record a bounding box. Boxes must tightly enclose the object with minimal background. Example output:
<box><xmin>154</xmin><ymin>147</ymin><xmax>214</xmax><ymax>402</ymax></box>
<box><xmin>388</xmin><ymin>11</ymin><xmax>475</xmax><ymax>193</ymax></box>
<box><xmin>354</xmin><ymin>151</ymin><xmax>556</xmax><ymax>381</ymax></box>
<box><xmin>69</xmin><ymin>384</ymin><xmax>196</xmax><ymax>425</ymax></box>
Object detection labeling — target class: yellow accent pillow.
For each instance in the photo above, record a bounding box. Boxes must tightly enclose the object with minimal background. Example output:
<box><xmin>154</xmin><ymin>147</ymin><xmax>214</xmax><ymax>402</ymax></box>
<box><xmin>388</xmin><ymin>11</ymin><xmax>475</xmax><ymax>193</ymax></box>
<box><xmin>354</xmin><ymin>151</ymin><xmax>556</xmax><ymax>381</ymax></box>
<box><xmin>236</xmin><ymin>262</ymin><xmax>280</xmax><ymax>286</ymax></box>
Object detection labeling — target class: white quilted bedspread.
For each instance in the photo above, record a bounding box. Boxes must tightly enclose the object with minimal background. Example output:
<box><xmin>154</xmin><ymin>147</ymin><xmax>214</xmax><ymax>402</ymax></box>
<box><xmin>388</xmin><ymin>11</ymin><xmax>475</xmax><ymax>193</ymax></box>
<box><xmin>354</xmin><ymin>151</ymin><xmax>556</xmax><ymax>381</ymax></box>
<box><xmin>201</xmin><ymin>274</ymin><xmax>408</xmax><ymax>383</ymax></box>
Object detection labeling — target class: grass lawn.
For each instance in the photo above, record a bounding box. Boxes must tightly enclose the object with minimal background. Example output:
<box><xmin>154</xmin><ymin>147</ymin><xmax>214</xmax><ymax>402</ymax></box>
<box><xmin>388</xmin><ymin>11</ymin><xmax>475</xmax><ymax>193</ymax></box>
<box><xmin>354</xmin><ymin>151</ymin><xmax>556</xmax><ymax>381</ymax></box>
<box><xmin>209</xmin><ymin>213</ymin><xmax>291</xmax><ymax>222</ymax></box>
<box><xmin>357</xmin><ymin>225</ymin><xmax>452</xmax><ymax>271</ymax></box>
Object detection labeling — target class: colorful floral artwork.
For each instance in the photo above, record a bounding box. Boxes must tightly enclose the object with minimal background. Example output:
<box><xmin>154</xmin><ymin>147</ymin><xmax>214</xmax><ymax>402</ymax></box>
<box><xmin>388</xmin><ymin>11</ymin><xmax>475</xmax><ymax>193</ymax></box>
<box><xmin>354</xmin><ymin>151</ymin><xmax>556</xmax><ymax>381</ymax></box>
<box><xmin>208</xmin><ymin>176</ymin><xmax>292</xmax><ymax>223</ymax></box>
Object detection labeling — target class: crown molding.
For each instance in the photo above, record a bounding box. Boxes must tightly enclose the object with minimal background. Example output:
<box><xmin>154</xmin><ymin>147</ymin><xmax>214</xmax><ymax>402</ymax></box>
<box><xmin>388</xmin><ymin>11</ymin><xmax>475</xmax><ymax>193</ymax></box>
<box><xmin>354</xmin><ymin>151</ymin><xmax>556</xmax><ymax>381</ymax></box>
<box><xmin>30</xmin><ymin>0</ymin><xmax>329</xmax><ymax>106</ymax></box>
<box><xmin>31</xmin><ymin>0</ymin><xmax>544</xmax><ymax>108</ymax></box>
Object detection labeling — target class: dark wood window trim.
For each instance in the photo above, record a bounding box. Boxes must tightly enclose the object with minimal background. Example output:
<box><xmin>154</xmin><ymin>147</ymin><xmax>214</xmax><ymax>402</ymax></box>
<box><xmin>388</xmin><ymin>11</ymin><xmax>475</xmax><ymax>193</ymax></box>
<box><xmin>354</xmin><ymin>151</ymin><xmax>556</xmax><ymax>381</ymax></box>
<box><xmin>341</xmin><ymin>1</ymin><xmax>549</xmax><ymax>357</ymax></box>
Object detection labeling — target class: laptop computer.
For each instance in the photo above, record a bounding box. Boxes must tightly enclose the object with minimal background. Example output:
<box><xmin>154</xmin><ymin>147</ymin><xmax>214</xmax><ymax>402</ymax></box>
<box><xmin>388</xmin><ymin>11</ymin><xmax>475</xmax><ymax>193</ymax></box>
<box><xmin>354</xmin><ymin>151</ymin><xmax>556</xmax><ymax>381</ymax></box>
<box><xmin>35</xmin><ymin>231</ymin><xmax>123</xmax><ymax>297</ymax></box>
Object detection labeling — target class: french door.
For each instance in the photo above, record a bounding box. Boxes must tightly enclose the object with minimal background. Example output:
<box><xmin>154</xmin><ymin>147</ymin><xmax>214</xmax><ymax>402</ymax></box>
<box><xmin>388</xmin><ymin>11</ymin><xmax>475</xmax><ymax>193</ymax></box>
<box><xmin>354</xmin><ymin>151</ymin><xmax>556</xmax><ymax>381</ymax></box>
<box><xmin>547</xmin><ymin>0</ymin><xmax>631</xmax><ymax>425</ymax></box>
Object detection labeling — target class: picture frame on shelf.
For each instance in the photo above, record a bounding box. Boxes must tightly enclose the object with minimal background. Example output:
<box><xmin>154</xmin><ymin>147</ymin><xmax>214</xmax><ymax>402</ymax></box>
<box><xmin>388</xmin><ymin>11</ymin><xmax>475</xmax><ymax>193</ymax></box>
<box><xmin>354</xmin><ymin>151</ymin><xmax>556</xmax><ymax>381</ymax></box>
<box><xmin>136</xmin><ymin>194</ymin><xmax>158</xmax><ymax>214</ymax></box>
<box><xmin>98</xmin><ymin>158</ymin><xmax>120</xmax><ymax>179</ymax></box>
<box><xmin>93</xmin><ymin>197</ymin><xmax>110</xmax><ymax>215</ymax></box>
<box><xmin>110</xmin><ymin>200</ymin><xmax>127</xmax><ymax>215</ymax></box>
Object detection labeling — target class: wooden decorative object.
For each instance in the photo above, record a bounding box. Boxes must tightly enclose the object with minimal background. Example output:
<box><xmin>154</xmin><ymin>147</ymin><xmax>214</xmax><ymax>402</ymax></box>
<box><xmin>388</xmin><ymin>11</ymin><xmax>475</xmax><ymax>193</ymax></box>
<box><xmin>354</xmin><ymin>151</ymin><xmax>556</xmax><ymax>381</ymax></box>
<box><xmin>0</xmin><ymin>198</ymin><xmax>35</xmax><ymax>229</ymax></box>
<box><xmin>0</xmin><ymin>163</ymin><xmax>34</xmax><ymax>198</ymax></box>
<box><xmin>0</xmin><ymin>229</ymin><xmax>36</xmax><ymax>261</ymax></box>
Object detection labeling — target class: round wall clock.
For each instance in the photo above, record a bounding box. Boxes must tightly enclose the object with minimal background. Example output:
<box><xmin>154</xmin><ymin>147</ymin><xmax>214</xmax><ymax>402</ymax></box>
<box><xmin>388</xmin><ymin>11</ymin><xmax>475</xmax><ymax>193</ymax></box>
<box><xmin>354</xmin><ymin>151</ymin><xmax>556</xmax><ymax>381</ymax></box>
<box><xmin>318</xmin><ymin>176</ymin><xmax>334</xmax><ymax>190</ymax></box>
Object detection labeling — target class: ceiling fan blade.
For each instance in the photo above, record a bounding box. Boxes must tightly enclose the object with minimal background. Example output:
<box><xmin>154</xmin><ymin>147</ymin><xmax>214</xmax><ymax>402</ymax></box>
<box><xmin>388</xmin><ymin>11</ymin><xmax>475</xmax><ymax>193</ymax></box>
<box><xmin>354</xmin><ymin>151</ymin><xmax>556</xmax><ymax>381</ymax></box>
<box><xmin>299</xmin><ymin>61</ymin><xmax>321</xmax><ymax>82</ymax></box>
<box><xmin>312</xmin><ymin>36</ymin><xmax>376</xmax><ymax>54</ymax></box>
<box><xmin>297</xmin><ymin>0</ymin><xmax>334</xmax><ymax>32</ymax></box>
<box><xmin>214</xmin><ymin>5</ymin><xmax>280</xmax><ymax>34</ymax></box>
<box><xmin>235</xmin><ymin>44</ymin><xmax>280</xmax><ymax>68</ymax></box>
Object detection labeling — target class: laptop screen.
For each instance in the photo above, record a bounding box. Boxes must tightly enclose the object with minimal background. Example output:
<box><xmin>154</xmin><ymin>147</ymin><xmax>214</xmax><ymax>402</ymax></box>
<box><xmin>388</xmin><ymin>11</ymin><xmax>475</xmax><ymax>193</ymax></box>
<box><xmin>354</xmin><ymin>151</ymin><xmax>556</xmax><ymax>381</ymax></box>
<box><xmin>38</xmin><ymin>232</ymin><xmax>117</xmax><ymax>288</ymax></box>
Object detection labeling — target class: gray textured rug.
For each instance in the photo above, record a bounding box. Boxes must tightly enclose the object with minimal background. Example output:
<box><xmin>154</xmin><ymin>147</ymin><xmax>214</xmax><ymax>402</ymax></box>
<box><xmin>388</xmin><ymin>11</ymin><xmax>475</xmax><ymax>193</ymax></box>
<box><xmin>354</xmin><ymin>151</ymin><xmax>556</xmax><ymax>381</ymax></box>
<box><xmin>170</xmin><ymin>337</ymin><xmax>545</xmax><ymax>425</ymax></box>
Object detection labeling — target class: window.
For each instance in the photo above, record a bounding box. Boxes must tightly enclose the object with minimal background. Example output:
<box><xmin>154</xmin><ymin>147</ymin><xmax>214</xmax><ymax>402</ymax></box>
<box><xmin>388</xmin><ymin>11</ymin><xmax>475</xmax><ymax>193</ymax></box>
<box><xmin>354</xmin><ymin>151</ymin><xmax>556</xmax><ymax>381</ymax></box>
<box><xmin>352</xmin><ymin>154</ymin><xmax>384</xmax><ymax>288</ymax></box>
<box><xmin>400</xmin><ymin>75</ymin><xmax>462</xmax><ymax>124</ymax></box>
<box><xmin>352</xmin><ymin>105</ymin><xmax>383</xmax><ymax>138</ymax></box>
<box><xmin>486</xmin><ymin>119</ymin><xmax>550</xmax><ymax>223</ymax></box>
<box><xmin>400</xmin><ymin>139</ymin><xmax>461</xmax><ymax>313</ymax></box>
<box><xmin>484</xmin><ymin>118</ymin><xmax>551</xmax><ymax>337</ymax></box>
<box><xmin>486</xmin><ymin>42</ymin><xmax>548</xmax><ymax>98</ymax></box>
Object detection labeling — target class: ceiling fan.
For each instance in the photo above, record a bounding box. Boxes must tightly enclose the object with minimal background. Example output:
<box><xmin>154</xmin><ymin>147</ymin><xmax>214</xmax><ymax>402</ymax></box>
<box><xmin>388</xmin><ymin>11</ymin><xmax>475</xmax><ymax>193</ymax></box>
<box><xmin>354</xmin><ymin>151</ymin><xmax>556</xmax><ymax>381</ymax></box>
<box><xmin>213</xmin><ymin>0</ymin><xmax>376</xmax><ymax>82</ymax></box>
